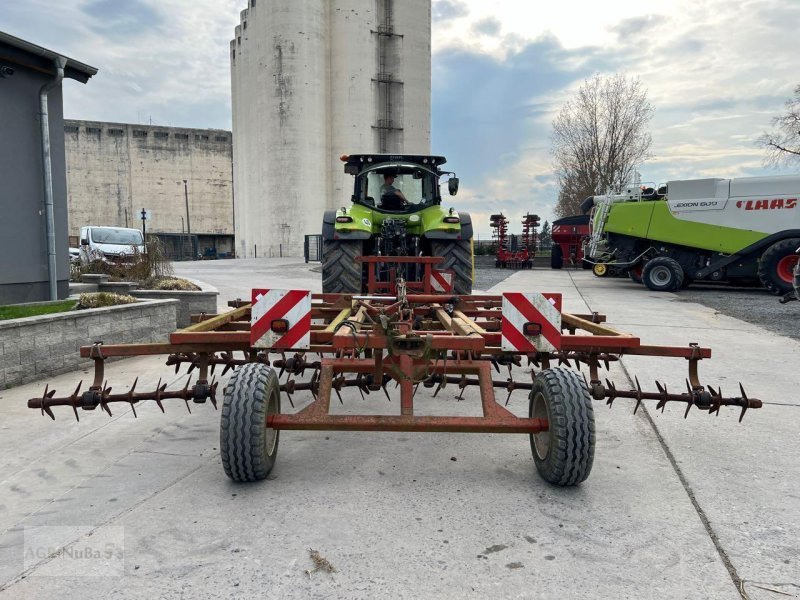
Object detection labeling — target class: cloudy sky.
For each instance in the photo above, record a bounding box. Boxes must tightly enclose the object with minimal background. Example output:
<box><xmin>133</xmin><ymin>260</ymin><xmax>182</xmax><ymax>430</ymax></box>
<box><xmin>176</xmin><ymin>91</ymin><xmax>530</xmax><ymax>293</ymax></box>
<box><xmin>3</xmin><ymin>0</ymin><xmax>799</xmax><ymax>237</ymax></box>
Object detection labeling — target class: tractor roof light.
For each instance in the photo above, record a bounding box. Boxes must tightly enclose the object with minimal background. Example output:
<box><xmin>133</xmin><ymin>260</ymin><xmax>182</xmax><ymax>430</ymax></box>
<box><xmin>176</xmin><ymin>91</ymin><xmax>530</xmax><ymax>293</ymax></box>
<box><xmin>336</xmin><ymin>216</ymin><xmax>354</xmax><ymax>223</ymax></box>
<box><xmin>443</xmin><ymin>216</ymin><xmax>459</xmax><ymax>224</ymax></box>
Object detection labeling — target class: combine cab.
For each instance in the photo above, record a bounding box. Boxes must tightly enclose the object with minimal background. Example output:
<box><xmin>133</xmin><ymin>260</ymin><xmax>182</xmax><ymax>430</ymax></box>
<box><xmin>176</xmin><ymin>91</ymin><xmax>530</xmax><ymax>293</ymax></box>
<box><xmin>322</xmin><ymin>154</ymin><xmax>473</xmax><ymax>295</ymax></box>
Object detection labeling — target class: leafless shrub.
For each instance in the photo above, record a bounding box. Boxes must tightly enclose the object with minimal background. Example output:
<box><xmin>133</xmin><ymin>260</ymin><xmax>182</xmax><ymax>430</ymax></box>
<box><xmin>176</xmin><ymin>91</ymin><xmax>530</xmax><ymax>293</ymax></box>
<box><xmin>758</xmin><ymin>84</ymin><xmax>800</xmax><ymax>166</ymax></box>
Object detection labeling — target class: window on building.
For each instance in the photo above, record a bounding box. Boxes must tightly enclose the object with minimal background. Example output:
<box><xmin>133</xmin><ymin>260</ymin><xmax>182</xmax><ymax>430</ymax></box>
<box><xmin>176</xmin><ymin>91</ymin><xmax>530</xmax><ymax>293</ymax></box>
<box><xmin>232</xmin><ymin>49</ymin><xmax>235</xmax><ymax>61</ymax></box>
<box><xmin>251</xmin><ymin>0</ymin><xmax>255</xmax><ymax>6</ymax></box>
<box><xmin>196</xmin><ymin>134</ymin><xmax>210</xmax><ymax>141</ymax></box>
<box><xmin>107</xmin><ymin>128</ymin><xmax>124</xmax><ymax>136</ymax></box>
<box><xmin>154</xmin><ymin>131</ymin><xmax>169</xmax><ymax>139</ymax></box>
<box><xmin>243</xmin><ymin>20</ymin><xmax>247</xmax><ymax>30</ymax></box>
<box><xmin>215</xmin><ymin>136</ymin><xmax>229</xmax><ymax>142</ymax></box>
<box><xmin>133</xmin><ymin>130</ymin><xmax>148</xmax><ymax>138</ymax></box>
<box><xmin>175</xmin><ymin>133</ymin><xmax>189</xmax><ymax>140</ymax></box>
<box><xmin>64</xmin><ymin>125</ymin><xmax>79</xmax><ymax>133</ymax></box>
<box><xmin>85</xmin><ymin>127</ymin><xmax>101</xmax><ymax>134</ymax></box>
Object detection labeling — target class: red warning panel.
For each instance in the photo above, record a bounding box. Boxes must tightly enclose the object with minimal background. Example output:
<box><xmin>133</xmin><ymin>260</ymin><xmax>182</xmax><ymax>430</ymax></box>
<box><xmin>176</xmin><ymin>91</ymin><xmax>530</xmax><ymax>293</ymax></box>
<box><xmin>501</xmin><ymin>292</ymin><xmax>562</xmax><ymax>353</ymax></box>
<box><xmin>250</xmin><ymin>288</ymin><xmax>311</xmax><ymax>350</ymax></box>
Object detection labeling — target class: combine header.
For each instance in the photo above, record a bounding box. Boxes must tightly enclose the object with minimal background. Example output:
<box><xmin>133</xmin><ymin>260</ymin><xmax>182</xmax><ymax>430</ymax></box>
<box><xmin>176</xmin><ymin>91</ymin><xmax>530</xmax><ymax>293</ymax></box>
<box><xmin>27</xmin><ymin>258</ymin><xmax>763</xmax><ymax>487</ymax></box>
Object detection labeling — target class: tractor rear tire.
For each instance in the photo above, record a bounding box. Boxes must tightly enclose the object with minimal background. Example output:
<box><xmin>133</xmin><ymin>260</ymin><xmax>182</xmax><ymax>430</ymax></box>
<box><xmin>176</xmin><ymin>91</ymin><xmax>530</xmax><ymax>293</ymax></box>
<box><xmin>220</xmin><ymin>363</ymin><xmax>281</xmax><ymax>483</ymax></box>
<box><xmin>642</xmin><ymin>257</ymin><xmax>684</xmax><ymax>292</ymax></box>
<box><xmin>551</xmin><ymin>245</ymin><xmax>563</xmax><ymax>269</ymax></box>
<box><xmin>529</xmin><ymin>368</ymin><xmax>595</xmax><ymax>486</ymax></box>
<box><xmin>322</xmin><ymin>240</ymin><xmax>362</xmax><ymax>294</ymax></box>
<box><xmin>432</xmin><ymin>240</ymin><xmax>473</xmax><ymax>295</ymax></box>
<box><xmin>758</xmin><ymin>238</ymin><xmax>800</xmax><ymax>295</ymax></box>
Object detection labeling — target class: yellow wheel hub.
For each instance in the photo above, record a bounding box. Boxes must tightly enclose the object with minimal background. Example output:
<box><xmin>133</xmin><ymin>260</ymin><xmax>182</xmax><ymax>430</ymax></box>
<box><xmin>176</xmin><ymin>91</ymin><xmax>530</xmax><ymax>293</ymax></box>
<box><xmin>593</xmin><ymin>264</ymin><xmax>608</xmax><ymax>277</ymax></box>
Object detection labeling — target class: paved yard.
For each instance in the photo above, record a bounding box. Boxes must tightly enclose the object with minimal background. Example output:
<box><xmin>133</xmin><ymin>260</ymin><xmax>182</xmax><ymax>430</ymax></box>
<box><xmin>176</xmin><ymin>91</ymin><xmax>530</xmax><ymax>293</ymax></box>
<box><xmin>0</xmin><ymin>260</ymin><xmax>797</xmax><ymax>599</ymax></box>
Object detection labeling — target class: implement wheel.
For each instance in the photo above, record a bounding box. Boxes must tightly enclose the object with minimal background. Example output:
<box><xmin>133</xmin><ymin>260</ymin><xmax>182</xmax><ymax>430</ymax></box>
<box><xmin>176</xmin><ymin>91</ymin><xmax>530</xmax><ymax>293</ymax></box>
<box><xmin>220</xmin><ymin>363</ymin><xmax>281</xmax><ymax>482</ymax></box>
<box><xmin>592</xmin><ymin>263</ymin><xmax>608</xmax><ymax>277</ymax></box>
<box><xmin>758</xmin><ymin>238</ymin><xmax>800</xmax><ymax>295</ymax></box>
<box><xmin>322</xmin><ymin>239</ymin><xmax>363</xmax><ymax>293</ymax></box>
<box><xmin>432</xmin><ymin>240</ymin><xmax>473</xmax><ymax>295</ymax></box>
<box><xmin>529</xmin><ymin>368</ymin><xmax>595</xmax><ymax>486</ymax></box>
<box><xmin>550</xmin><ymin>245</ymin><xmax>563</xmax><ymax>269</ymax></box>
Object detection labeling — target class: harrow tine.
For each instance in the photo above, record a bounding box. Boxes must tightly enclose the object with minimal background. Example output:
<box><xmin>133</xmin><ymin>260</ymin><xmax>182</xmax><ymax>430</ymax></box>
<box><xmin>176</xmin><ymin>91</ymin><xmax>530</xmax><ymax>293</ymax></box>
<box><xmin>154</xmin><ymin>378</ymin><xmax>165</xmax><ymax>413</ymax></box>
<box><xmin>633</xmin><ymin>376</ymin><xmax>643</xmax><ymax>415</ymax></box>
<box><xmin>738</xmin><ymin>383</ymin><xmax>749</xmax><ymax>422</ymax></box>
<box><xmin>183</xmin><ymin>375</ymin><xmax>193</xmax><ymax>414</ymax></box>
<box><xmin>100</xmin><ymin>381</ymin><xmax>113</xmax><ymax>417</ymax></box>
<box><xmin>605</xmin><ymin>379</ymin><xmax>616</xmax><ymax>407</ymax></box>
<box><xmin>129</xmin><ymin>377</ymin><xmax>138</xmax><ymax>418</ymax></box>
<box><xmin>70</xmin><ymin>381</ymin><xmax>82</xmax><ymax>422</ymax></box>
<box><xmin>655</xmin><ymin>380</ymin><xmax>668</xmax><ymax>412</ymax></box>
<box><xmin>683</xmin><ymin>379</ymin><xmax>693</xmax><ymax>419</ymax></box>
<box><xmin>41</xmin><ymin>385</ymin><xmax>56</xmax><ymax>420</ymax></box>
<box><xmin>209</xmin><ymin>377</ymin><xmax>219</xmax><ymax>410</ymax></box>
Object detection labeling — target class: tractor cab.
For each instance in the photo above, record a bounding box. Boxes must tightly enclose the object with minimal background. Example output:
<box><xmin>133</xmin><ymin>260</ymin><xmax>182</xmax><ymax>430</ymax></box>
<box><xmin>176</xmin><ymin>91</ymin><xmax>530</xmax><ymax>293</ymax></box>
<box><xmin>344</xmin><ymin>154</ymin><xmax>459</xmax><ymax>213</ymax></box>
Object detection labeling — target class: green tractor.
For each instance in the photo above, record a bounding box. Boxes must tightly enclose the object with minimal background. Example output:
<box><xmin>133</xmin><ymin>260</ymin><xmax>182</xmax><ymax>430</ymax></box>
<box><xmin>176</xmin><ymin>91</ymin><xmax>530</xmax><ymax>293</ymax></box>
<box><xmin>321</xmin><ymin>154</ymin><xmax>474</xmax><ymax>294</ymax></box>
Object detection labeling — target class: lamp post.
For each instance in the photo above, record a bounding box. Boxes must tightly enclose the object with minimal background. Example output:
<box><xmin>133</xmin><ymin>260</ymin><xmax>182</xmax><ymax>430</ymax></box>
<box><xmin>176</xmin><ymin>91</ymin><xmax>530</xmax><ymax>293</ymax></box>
<box><xmin>183</xmin><ymin>179</ymin><xmax>194</xmax><ymax>260</ymax></box>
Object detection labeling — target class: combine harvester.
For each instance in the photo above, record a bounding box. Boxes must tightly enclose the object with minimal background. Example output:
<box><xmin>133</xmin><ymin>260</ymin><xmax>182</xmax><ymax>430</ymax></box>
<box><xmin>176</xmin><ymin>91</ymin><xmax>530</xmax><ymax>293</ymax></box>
<box><xmin>584</xmin><ymin>176</ymin><xmax>800</xmax><ymax>293</ymax></box>
<box><xmin>28</xmin><ymin>155</ymin><xmax>764</xmax><ymax>487</ymax></box>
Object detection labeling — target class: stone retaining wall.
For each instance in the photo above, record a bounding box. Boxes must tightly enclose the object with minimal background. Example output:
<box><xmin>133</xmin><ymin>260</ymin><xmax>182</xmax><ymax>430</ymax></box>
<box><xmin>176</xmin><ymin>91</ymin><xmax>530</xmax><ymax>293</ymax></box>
<box><xmin>0</xmin><ymin>299</ymin><xmax>177</xmax><ymax>390</ymax></box>
<box><xmin>130</xmin><ymin>289</ymin><xmax>217</xmax><ymax>328</ymax></box>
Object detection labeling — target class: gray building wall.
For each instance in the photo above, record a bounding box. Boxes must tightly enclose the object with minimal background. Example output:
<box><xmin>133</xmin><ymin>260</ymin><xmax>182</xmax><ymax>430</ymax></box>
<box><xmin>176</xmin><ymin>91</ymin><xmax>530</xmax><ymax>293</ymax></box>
<box><xmin>0</xmin><ymin>61</ymin><xmax>70</xmax><ymax>303</ymax></box>
<box><xmin>64</xmin><ymin>121</ymin><xmax>235</xmax><ymax>257</ymax></box>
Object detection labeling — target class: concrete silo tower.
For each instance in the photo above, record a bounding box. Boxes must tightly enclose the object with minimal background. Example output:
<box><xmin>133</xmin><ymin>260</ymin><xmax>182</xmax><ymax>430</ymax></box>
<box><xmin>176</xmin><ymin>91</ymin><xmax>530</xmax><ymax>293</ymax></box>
<box><xmin>230</xmin><ymin>0</ymin><xmax>431</xmax><ymax>258</ymax></box>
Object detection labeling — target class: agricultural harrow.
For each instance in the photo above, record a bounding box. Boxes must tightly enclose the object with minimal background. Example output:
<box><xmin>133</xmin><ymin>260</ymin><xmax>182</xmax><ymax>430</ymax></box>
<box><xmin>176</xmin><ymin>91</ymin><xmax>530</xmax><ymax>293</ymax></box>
<box><xmin>28</xmin><ymin>259</ymin><xmax>762</xmax><ymax>486</ymax></box>
<box><xmin>491</xmin><ymin>212</ymin><xmax>540</xmax><ymax>268</ymax></box>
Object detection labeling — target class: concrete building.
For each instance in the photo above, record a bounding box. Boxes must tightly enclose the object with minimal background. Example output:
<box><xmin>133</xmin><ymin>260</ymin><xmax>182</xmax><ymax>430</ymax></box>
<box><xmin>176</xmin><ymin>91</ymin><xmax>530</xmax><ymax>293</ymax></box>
<box><xmin>0</xmin><ymin>32</ymin><xmax>96</xmax><ymax>304</ymax></box>
<box><xmin>231</xmin><ymin>0</ymin><xmax>432</xmax><ymax>257</ymax></box>
<box><xmin>64</xmin><ymin>121</ymin><xmax>235</xmax><ymax>259</ymax></box>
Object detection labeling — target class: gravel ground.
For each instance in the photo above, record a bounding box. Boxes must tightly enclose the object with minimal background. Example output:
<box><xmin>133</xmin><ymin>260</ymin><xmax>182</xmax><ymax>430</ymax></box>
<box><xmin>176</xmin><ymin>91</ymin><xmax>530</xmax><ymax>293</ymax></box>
<box><xmin>473</xmin><ymin>265</ymin><xmax>517</xmax><ymax>291</ymax></box>
<box><xmin>677</xmin><ymin>283</ymin><xmax>800</xmax><ymax>342</ymax></box>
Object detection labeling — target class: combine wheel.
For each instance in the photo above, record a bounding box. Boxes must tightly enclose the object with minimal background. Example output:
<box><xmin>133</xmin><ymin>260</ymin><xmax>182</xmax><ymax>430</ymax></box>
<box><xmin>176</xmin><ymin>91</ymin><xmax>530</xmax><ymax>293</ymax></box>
<box><xmin>550</xmin><ymin>245</ymin><xmax>563</xmax><ymax>269</ymax></box>
<box><xmin>794</xmin><ymin>251</ymin><xmax>800</xmax><ymax>300</ymax></box>
<box><xmin>220</xmin><ymin>363</ymin><xmax>281</xmax><ymax>482</ymax></box>
<box><xmin>322</xmin><ymin>240</ymin><xmax>362</xmax><ymax>293</ymax></box>
<box><xmin>529</xmin><ymin>368</ymin><xmax>595</xmax><ymax>486</ymax></box>
<box><xmin>758</xmin><ymin>238</ymin><xmax>800</xmax><ymax>295</ymax></box>
<box><xmin>592</xmin><ymin>263</ymin><xmax>608</xmax><ymax>277</ymax></box>
<box><xmin>432</xmin><ymin>240</ymin><xmax>473</xmax><ymax>295</ymax></box>
<box><xmin>642</xmin><ymin>257</ymin><xmax>684</xmax><ymax>292</ymax></box>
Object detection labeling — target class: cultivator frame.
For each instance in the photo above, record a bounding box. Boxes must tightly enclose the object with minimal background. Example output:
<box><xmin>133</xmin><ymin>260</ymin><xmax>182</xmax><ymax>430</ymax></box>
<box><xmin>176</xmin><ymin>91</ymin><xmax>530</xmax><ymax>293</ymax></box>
<box><xmin>27</xmin><ymin>260</ymin><xmax>763</xmax><ymax>485</ymax></box>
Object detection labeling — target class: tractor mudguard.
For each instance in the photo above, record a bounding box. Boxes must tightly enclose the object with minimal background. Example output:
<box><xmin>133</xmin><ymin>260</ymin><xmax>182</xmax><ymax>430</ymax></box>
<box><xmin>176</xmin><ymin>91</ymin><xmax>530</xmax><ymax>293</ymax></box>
<box><xmin>325</xmin><ymin>206</ymin><xmax>374</xmax><ymax>241</ymax></box>
<box><xmin>423</xmin><ymin>211</ymin><xmax>472</xmax><ymax>241</ymax></box>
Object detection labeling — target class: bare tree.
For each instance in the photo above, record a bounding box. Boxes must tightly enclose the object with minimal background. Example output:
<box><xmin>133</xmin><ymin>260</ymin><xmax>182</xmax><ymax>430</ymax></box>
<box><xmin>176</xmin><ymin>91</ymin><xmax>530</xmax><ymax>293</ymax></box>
<box><xmin>759</xmin><ymin>84</ymin><xmax>800</xmax><ymax>165</ymax></box>
<box><xmin>551</xmin><ymin>74</ymin><xmax>654</xmax><ymax>217</ymax></box>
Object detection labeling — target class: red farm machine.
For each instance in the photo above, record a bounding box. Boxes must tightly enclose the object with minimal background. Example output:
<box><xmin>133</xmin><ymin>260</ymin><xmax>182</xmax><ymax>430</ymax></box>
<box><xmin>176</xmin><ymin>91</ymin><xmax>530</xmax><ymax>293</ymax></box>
<box><xmin>550</xmin><ymin>214</ymin><xmax>591</xmax><ymax>269</ymax></box>
<box><xmin>27</xmin><ymin>155</ymin><xmax>764</xmax><ymax>487</ymax></box>
<box><xmin>491</xmin><ymin>212</ymin><xmax>540</xmax><ymax>268</ymax></box>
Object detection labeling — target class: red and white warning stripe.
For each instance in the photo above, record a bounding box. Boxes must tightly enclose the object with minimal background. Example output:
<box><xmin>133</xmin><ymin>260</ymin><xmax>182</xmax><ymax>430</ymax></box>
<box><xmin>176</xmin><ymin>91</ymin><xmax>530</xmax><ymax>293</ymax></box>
<box><xmin>250</xmin><ymin>288</ymin><xmax>311</xmax><ymax>349</ymax></box>
<box><xmin>501</xmin><ymin>292</ymin><xmax>562</xmax><ymax>353</ymax></box>
<box><xmin>431</xmin><ymin>270</ymin><xmax>454</xmax><ymax>293</ymax></box>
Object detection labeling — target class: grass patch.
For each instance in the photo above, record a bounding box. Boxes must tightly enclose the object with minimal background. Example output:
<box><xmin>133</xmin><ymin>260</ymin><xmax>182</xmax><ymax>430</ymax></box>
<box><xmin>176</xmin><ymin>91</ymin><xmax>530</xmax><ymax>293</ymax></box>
<box><xmin>76</xmin><ymin>292</ymin><xmax>137</xmax><ymax>309</ymax></box>
<box><xmin>0</xmin><ymin>300</ymin><xmax>78</xmax><ymax>321</ymax></box>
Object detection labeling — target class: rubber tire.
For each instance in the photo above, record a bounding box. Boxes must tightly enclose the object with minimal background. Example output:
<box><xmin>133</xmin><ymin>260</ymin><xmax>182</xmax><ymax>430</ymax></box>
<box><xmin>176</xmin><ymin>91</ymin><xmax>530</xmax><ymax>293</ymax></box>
<box><xmin>529</xmin><ymin>368</ymin><xmax>595</xmax><ymax>486</ymax></box>
<box><xmin>550</xmin><ymin>245</ymin><xmax>563</xmax><ymax>269</ymax></box>
<box><xmin>322</xmin><ymin>239</ymin><xmax>362</xmax><ymax>294</ymax></box>
<box><xmin>794</xmin><ymin>252</ymin><xmax>800</xmax><ymax>301</ymax></box>
<box><xmin>220</xmin><ymin>363</ymin><xmax>281</xmax><ymax>482</ymax></box>
<box><xmin>642</xmin><ymin>257</ymin><xmax>684</xmax><ymax>292</ymax></box>
<box><xmin>431</xmin><ymin>240</ymin><xmax>473</xmax><ymax>295</ymax></box>
<box><xmin>757</xmin><ymin>238</ymin><xmax>800</xmax><ymax>295</ymax></box>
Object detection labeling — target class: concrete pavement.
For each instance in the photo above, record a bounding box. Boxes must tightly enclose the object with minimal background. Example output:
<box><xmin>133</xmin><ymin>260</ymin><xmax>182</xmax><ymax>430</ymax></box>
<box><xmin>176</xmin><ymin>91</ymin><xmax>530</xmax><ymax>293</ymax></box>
<box><xmin>0</xmin><ymin>260</ymin><xmax>797</xmax><ymax>599</ymax></box>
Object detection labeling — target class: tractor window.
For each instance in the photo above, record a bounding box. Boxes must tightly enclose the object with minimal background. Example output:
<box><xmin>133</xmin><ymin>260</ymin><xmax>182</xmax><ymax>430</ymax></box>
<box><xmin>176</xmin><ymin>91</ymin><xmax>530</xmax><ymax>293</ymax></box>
<box><xmin>357</xmin><ymin>163</ymin><xmax>439</xmax><ymax>212</ymax></box>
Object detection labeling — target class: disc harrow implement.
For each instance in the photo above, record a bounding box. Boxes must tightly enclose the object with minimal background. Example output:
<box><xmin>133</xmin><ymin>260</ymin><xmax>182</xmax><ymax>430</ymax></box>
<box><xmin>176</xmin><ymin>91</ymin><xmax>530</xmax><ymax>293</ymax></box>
<box><xmin>27</xmin><ymin>283</ymin><xmax>763</xmax><ymax>486</ymax></box>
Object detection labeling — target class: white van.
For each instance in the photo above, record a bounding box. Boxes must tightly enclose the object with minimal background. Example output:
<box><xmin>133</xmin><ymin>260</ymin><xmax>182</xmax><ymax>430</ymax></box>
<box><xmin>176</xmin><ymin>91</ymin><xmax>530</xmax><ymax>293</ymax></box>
<box><xmin>79</xmin><ymin>226</ymin><xmax>145</xmax><ymax>265</ymax></box>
